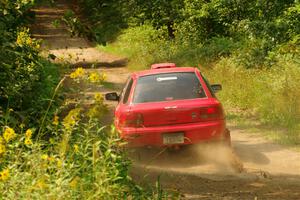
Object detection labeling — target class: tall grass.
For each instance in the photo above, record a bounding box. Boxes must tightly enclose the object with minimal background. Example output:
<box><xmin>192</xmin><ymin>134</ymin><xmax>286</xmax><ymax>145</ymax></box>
<box><xmin>0</xmin><ymin>68</ymin><xmax>177</xmax><ymax>199</ymax></box>
<box><xmin>206</xmin><ymin>57</ymin><xmax>300</xmax><ymax>124</ymax></box>
<box><xmin>99</xmin><ymin>25</ymin><xmax>239</xmax><ymax>70</ymax></box>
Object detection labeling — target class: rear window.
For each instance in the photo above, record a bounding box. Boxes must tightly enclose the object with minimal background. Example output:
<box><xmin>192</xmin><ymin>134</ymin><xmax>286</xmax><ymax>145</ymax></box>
<box><xmin>133</xmin><ymin>72</ymin><xmax>206</xmax><ymax>103</ymax></box>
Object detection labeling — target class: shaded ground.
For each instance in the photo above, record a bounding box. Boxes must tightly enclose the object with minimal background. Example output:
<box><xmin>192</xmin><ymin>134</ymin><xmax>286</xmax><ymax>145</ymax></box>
<box><xmin>31</xmin><ymin>1</ymin><xmax>300</xmax><ymax>199</ymax></box>
<box><xmin>31</xmin><ymin>0</ymin><xmax>127</xmax><ymax>67</ymax></box>
<box><xmin>31</xmin><ymin>0</ymin><xmax>130</xmax><ymax>112</ymax></box>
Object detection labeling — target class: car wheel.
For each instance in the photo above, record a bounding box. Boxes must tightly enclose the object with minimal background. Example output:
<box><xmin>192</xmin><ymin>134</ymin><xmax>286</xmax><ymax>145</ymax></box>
<box><xmin>222</xmin><ymin>128</ymin><xmax>231</xmax><ymax>147</ymax></box>
<box><xmin>228</xmin><ymin>149</ymin><xmax>244</xmax><ymax>173</ymax></box>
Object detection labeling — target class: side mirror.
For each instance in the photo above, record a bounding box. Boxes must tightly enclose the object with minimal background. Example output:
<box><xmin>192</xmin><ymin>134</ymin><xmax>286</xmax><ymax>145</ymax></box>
<box><xmin>211</xmin><ymin>84</ymin><xmax>222</xmax><ymax>93</ymax></box>
<box><xmin>105</xmin><ymin>92</ymin><xmax>119</xmax><ymax>101</ymax></box>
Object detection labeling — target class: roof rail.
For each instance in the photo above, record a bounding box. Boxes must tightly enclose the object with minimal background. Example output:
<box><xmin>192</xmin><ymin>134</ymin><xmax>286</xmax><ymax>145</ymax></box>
<box><xmin>151</xmin><ymin>63</ymin><xmax>176</xmax><ymax>69</ymax></box>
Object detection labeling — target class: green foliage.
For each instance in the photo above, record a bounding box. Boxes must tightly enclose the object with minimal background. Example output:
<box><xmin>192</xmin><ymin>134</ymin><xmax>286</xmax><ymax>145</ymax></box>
<box><xmin>205</xmin><ymin>56</ymin><xmax>300</xmax><ymax>143</ymax></box>
<box><xmin>98</xmin><ymin>25</ymin><xmax>167</xmax><ymax>70</ymax></box>
<box><xmin>78</xmin><ymin>0</ymin><xmax>131</xmax><ymax>44</ymax></box>
<box><xmin>61</xmin><ymin>9</ymin><xmax>95</xmax><ymax>40</ymax></box>
<box><xmin>0</xmin><ymin>0</ymin><xmax>36</xmax><ymax>99</ymax></box>
<box><xmin>132</xmin><ymin>0</ymin><xmax>184</xmax><ymax>38</ymax></box>
<box><xmin>81</xmin><ymin>0</ymin><xmax>299</xmax><ymax>68</ymax></box>
<box><xmin>0</xmin><ymin>117</ymin><xmax>151</xmax><ymax>198</ymax></box>
<box><xmin>0</xmin><ymin>0</ymin><xmax>61</xmax><ymax>126</ymax></box>
<box><xmin>0</xmin><ymin>76</ymin><xmax>177</xmax><ymax>199</ymax></box>
<box><xmin>0</xmin><ymin>0</ymin><xmax>35</xmax><ymax>26</ymax></box>
<box><xmin>1</xmin><ymin>28</ymin><xmax>40</xmax><ymax>105</ymax></box>
<box><xmin>100</xmin><ymin>25</ymin><xmax>238</xmax><ymax>69</ymax></box>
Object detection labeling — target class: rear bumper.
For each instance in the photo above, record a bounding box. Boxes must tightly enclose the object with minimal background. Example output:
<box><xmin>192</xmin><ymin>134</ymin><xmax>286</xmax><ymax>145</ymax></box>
<box><xmin>117</xmin><ymin>120</ymin><xmax>226</xmax><ymax>147</ymax></box>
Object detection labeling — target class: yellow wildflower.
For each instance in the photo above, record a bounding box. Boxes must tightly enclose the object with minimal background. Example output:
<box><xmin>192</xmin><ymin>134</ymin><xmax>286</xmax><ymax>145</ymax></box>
<box><xmin>27</xmin><ymin>38</ymin><xmax>32</xmax><ymax>45</ymax></box>
<box><xmin>56</xmin><ymin>159</ymin><xmax>63</xmax><ymax>168</ymax></box>
<box><xmin>19</xmin><ymin>123</ymin><xmax>25</xmax><ymax>129</ymax></box>
<box><xmin>0</xmin><ymin>169</ymin><xmax>10</xmax><ymax>181</ymax></box>
<box><xmin>74</xmin><ymin>67</ymin><xmax>85</xmax><ymax>76</ymax></box>
<box><xmin>69</xmin><ymin>176</ymin><xmax>80</xmax><ymax>188</ymax></box>
<box><xmin>62</xmin><ymin>108</ymin><xmax>81</xmax><ymax>132</ymax></box>
<box><xmin>25</xmin><ymin>138</ymin><xmax>33</xmax><ymax>146</ymax></box>
<box><xmin>101</xmin><ymin>73</ymin><xmax>107</xmax><ymax>82</ymax></box>
<box><xmin>49</xmin><ymin>138</ymin><xmax>55</xmax><ymax>144</ymax></box>
<box><xmin>87</xmin><ymin>105</ymin><xmax>107</xmax><ymax>119</ymax></box>
<box><xmin>73</xmin><ymin>144</ymin><xmax>79</xmax><ymax>153</ymax></box>
<box><xmin>94</xmin><ymin>93</ymin><xmax>104</xmax><ymax>103</ymax></box>
<box><xmin>87</xmin><ymin>106</ymin><xmax>98</xmax><ymax>118</ymax></box>
<box><xmin>88</xmin><ymin>72</ymin><xmax>100</xmax><ymax>83</ymax></box>
<box><xmin>41</xmin><ymin>154</ymin><xmax>48</xmax><ymax>160</ymax></box>
<box><xmin>53</xmin><ymin>115</ymin><xmax>59</xmax><ymax>126</ymax></box>
<box><xmin>70</xmin><ymin>67</ymin><xmax>85</xmax><ymax>79</ymax></box>
<box><xmin>3</xmin><ymin>127</ymin><xmax>16</xmax><ymax>142</ymax></box>
<box><xmin>0</xmin><ymin>137</ymin><xmax>6</xmax><ymax>155</ymax></box>
<box><xmin>16</xmin><ymin>37</ymin><xmax>22</xmax><ymax>46</ymax></box>
<box><xmin>77</xmin><ymin>68</ymin><xmax>84</xmax><ymax>75</ymax></box>
<box><xmin>25</xmin><ymin>129</ymin><xmax>33</xmax><ymax>138</ymax></box>
<box><xmin>16</xmin><ymin>29</ymin><xmax>35</xmax><ymax>47</ymax></box>
<box><xmin>0</xmin><ymin>144</ymin><xmax>6</xmax><ymax>155</ymax></box>
<box><xmin>70</xmin><ymin>73</ymin><xmax>76</xmax><ymax>79</ymax></box>
<box><xmin>48</xmin><ymin>156</ymin><xmax>55</xmax><ymax>163</ymax></box>
<box><xmin>35</xmin><ymin>178</ymin><xmax>48</xmax><ymax>189</ymax></box>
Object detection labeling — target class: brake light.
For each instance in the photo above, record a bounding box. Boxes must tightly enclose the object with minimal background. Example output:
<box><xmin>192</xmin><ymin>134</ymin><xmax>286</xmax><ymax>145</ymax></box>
<box><xmin>120</xmin><ymin>112</ymin><xmax>144</xmax><ymax>128</ymax></box>
<box><xmin>151</xmin><ymin>63</ymin><xmax>176</xmax><ymax>69</ymax></box>
<box><xmin>200</xmin><ymin>106</ymin><xmax>224</xmax><ymax>121</ymax></box>
<box><xmin>206</xmin><ymin>107</ymin><xmax>217</xmax><ymax>114</ymax></box>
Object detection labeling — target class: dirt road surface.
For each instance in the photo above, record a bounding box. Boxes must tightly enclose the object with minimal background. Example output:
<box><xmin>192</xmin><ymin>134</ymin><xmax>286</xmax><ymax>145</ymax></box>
<box><xmin>31</xmin><ymin>1</ymin><xmax>300</xmax><ymax>199</ymax></box>
<box><xmin>130</xmin><ymin>126</ymin><xmax>300</xmax><ymax>200</ymax></box>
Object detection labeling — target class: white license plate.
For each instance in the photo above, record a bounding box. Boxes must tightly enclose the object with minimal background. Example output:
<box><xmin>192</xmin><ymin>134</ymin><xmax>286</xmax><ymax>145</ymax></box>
<box><xmin>163</xmin><ymin>133</ymin><xmax>184</xmax><ymax>145</ymax></box>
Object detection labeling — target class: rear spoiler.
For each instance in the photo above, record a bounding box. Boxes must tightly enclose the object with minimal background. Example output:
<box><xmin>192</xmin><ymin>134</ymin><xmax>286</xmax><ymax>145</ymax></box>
<box><xmin>151</xmin><ymin>63</ymin><xmax>176</xmax><ymax>69</ymax></box>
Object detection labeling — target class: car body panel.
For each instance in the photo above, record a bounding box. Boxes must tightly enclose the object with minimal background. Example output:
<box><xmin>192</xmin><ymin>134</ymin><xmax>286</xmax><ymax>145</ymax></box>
<box><xmin>129</xmin><ymin>98</ymin><xmax>223</xmax><ymax>127</ymax></box>
<box><xmin>112</xmin><ymin>64</ymin><xmax>228</xmax><ymax>147</ymax></box>
<box><xmin>120</xmin><ymin>120</ymin><xmax>225</xmax><ymax>147</ymax></box>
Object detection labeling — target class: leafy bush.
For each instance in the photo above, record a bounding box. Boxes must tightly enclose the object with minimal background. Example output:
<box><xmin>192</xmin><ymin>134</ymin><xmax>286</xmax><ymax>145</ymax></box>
<box><xmin>100</xmin><ymin>25</ymin><xmax>238</xmax><ymax>69</ymax></box>
<box><xmin>81</xmin><ymin>0</ymin><xmax>299</xmax><ymax>68</ymax></box>
<box><xmin>0</xmin><ymin>69</ymin><xmax>176</xmax><ymax>199</ymax></box>
<box><xmin>0</xmin><ymin>113</ymin><xmax>152</xmax><ymax>199</ymax></box>
<box><xmin>1</xmin><ymin>28</ymin><xmax>40</xmax><ymax>105</ymax></box>
<box><xmin>0</xmin><ymin>1</ymin><xmax>61</xmax><ymax>125</ymax></box>
<box><xmin>78</xmin><ymin>0</ymin><xmax>131</xmax><ymax>44</ymax></box>
<box><xmin>98</xmin><ymin>25</ymin><xmax>167</xmax><ymax>69</ymax></box>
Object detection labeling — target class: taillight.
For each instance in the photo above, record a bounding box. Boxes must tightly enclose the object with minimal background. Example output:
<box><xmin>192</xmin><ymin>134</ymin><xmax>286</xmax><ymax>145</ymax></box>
<box><xmin>200</xmin><ymin>105</ymin><xmax>224</xmax><ymax>121</ymax></box>
<box><xmin>120</xmin><ymin>112</ymin><xmax>144</xmax><ymax>128</ymax></box>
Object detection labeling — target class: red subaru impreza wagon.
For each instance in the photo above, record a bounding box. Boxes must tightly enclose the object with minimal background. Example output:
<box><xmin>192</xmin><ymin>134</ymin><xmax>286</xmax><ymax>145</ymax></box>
<box><xmin>105</xmin><ymin>63</ymin><xmax>230</xmax><ymax>147</ymax></box>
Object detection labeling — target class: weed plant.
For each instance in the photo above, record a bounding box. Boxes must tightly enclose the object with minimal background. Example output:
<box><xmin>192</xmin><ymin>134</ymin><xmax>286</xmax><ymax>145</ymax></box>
<box><xmin>0</xmin><ymin>68</ymin><xmax>178</xmax><ymax>199</ymax></box>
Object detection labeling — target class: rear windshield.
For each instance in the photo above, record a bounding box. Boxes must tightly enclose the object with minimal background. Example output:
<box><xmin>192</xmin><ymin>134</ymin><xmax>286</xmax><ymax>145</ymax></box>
<box><xmin>133</xmin><ymin>72</ymin><xmax>206</xmax><ymax>103</ymax></box>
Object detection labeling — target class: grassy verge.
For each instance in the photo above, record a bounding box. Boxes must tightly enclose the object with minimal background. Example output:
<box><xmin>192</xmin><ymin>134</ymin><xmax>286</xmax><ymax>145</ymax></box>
<box><xmin>0</xmin><ymin>7</ymin><xmax>177</xmax><ymax>198</ymax></box>
<box><xmin>0</xmin><ymin>67</ymin><xmax>178</xmax><ymax>199</ymax></box>
<box><xmin>227</xmin><ymin>115</ymin><xmax>300</xmax><ymax>151</ymax></box>
<box><xmin>205</xmin><ymin>58</ymin><xmax>300</xmax><ymax>147</ymax></box>
<box><xmin>98</xmin><ymin>25</ymin><xmax>238</xmax><ymax>71</ymax></box>
<box><xmin>99</xmin><ymin>25</ymin><xmax>300</xmax><ymax>148</ymax></box>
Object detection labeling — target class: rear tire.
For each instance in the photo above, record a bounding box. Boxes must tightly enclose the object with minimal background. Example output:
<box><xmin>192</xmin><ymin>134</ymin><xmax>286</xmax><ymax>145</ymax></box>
<box><xmin>228</xmin><ymin>149</ymin><xmax>244</xmax><ymax>173</ymax></box>
<box><xmin>224</xmin><ymin>128</ymin><xmax>231</xmax><ymax>146</ymax></box>
<box><xmin>222</xmin><ymin>129</ymin><xmax>244</xmax><ymax>173</ymax></box>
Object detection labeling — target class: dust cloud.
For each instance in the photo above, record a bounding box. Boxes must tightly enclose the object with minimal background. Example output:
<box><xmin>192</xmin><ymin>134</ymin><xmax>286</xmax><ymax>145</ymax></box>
<box><xmin>129</xmin><ymin>143</ymin><xmax>244</xmax><ymax>176</ymax></box>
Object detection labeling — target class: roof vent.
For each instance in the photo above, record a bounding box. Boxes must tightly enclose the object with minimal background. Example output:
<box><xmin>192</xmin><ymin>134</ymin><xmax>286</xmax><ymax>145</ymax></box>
<box><xmin>151</xmin><ymin>63</ymin><xmax>176</xmax><ymax>69</ymax></box>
